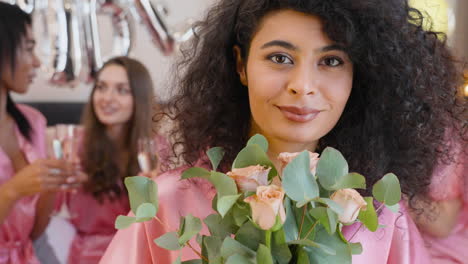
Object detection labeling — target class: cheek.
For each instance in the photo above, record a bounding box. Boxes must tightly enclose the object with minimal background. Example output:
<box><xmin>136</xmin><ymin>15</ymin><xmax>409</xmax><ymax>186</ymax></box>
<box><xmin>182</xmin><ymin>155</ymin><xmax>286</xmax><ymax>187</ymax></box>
<box><xmin>323</xmin><ymin>77</ymin><xmax>353</xmax><ymax>110</ymax></box>
<box><xmin>121</xmin><ymin>97</ymin><xmax>134</xmax><ymax>117</ymax></box>
<box><xmin>247</xmin><ymin>65</ymin><xmax>285</xmax><ymax>103</ymax></box>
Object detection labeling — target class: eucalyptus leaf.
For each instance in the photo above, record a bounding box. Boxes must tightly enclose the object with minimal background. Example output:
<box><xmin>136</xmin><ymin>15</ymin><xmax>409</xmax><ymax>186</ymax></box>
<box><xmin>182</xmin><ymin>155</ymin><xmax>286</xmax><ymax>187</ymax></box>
<box><xmin>232</xmin><ymin>144</ymin><xmax>277</xmax><ymax>179</ymax></box>
<box><xmin>316</xmin><ymin>147</ymin><xmax>349</xmax><ymax>190</ymax></box>
<box><xmin>235</xmin><ymin>221</ymin><xmax>265</xmax><ymax>251</ymax></box>
<box><xmin>331</xmin><ymin>173</ymin><xmax>366</xmax><ymax>190</ymax></box>
<box><xmin>288</xmin><ymin>239</ymin><xmax>336</xmax><ymax>255</ymax></box>
<box><xmin>283</xmin><ymin>151</ymin><xmax>319</xmax><ymax>205</ymax></box>
<box><xmin>271</xmin><ymin>229</ymin><xmax>293</xmax><ymax>264</ymax></box>
<box><xmin>232</xmin><ymin>203</ymin><xmax>250</xmax><ymax>226</ymax></box>
<box><xmin>182</xmin><ymin>260</ymin><xmax>203</xmax><ymax>264</ymax></box>
<box><xmin>115</xmin><ymin>215</ymin><xmax>136</xmax><ymax>229</ymax></box>
<box><xmin>210</xmin><ymin>171</ymin><xmax>238</xmax><ymax>197</ymax></box>
<box><xmin>220</xmin><ymin>237</ymin><xmax>256</xmax><ymax>260</ymax></box>
<box><xmin>178</xmin><ymin>214</ymin><xmax>203</xmax><ymax>244</ymax></box>
<box><xmin>372</xmin><ymin>173</ymin><xmax>401</xmax><ymax>206</ymax></box>
<box><xmin>256</xmin><ymin>244</ymin><xmax>274</xmax><ymax>264</ymax></box>
<box><xmin>314</xmin><ymin>198</ymin><xmax>344</xmax><ymax>215</ymax></box>
<box><xmin>154</xmin><ymin>232</ymin><xmax>181</xmax><ymax>251</ymax></box>
<box><xmin>386</xmin><ymin>203</ymin><xmax>400</xmax><ymax>213</ymax></box>
<box><xmin>247</xmin><ymin>134</ymin><xmax>269</xmax><ymax>153</ymax></box>
<box><xmin>202</xmin><ymin>236</ymin><xmax>223</xmax><ymax>260</ymax></box>
<box><xmin>349</xmin><ymin>242</ymin><xmax>363</xmax><ymax>255</ymax></box>
<box><xmin>217</xmin><ymin>194</ymin><xmax>241</xmax><ymax>218</ymax></box>
<box><xmin>309</xmin><ymin>207</ymin><xmax>333</xmax><ymax>234</ymax></box>
<box><xmin>181</xmin><ymin>167</ymin><xmax>210</xmax><ymax>180</ymax></box>
<box><xmin>284</xmin><ymin>198</ymin><xmax>299</xmax><ymax>242</ymax></box>
<box><xmin>305</xmin><ymin>226</ymin><xmax>352</xmax><ymax>264</ymax></box>
<box><xmin>326</xmin><ymin>208</ymin><xmax>338</xmax><ymax>235</ymax></box>
<box><xmin>135</xmin><ymin>203</ymin><xmax>157</xmax><ymax>222</ymax></box>
<box><xmin>125</xmin><ymin>176</ymin><xmax>158</xmax><ymax>214</ymax></box>
<box><xmin>357</xmin><ymin>197</ymin><xmax>378</xmax><ymax>232</ymax></box>
<box><xmin>173</xmin><ymin>255</ymin><xmax>181</xmax><ymax>264</ymax></box>
<box><xmin>297</xmin><ymin>247</ymin><xmax>311</xmax><ymax>264</ymax></box>
<box><xmin>207</xmin><ymin>147</ymin><xmax>225</xmax><ymax>171</ymax></box>
<box><xmin>204</xmin><ymin>213</ymin><xmax>236</xmax><ymax>238</ymax></box>
<box><xmin>225</xmin><ymin>254</ymin><xmax>255</xmax><ymax>264</ymax></box>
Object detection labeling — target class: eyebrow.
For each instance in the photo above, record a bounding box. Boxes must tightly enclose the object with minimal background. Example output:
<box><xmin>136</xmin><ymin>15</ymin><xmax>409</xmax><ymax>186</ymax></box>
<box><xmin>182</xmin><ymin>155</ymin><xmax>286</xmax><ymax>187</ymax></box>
<box><xmin>261</xmin><ymin>40</ymin><xmax>346</xmax><ymax>54</ymax></box>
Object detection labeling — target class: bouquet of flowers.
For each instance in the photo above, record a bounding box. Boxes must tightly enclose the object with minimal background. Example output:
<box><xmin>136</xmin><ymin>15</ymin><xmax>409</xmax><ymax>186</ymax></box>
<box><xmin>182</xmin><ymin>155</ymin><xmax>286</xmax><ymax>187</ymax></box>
<box><xmin>115</xmin><ymin>134</ymin><xmax>402</xmax><ymax>264</ymax></box>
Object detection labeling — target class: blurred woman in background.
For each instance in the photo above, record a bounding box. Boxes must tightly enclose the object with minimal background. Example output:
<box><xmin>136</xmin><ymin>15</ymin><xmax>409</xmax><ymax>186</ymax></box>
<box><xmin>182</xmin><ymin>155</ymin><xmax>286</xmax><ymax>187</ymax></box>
<box><xmin>0</xmin><ymin>3</ymin><xmax>83</xmax><ymax>263</ymax></box>
<box><xmin>56</xmin><ymin>56</ymin><xmax>169</xmax><ymax>264</ymax></box>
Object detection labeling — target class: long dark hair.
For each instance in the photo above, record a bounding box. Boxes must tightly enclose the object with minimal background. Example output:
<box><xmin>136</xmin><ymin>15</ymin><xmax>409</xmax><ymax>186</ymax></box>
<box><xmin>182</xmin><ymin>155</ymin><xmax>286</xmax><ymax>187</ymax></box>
<box><xmin>164</xmin><ymin>0</ymin><xmax>466</xmax><ymax>209</ymax></box>
<box><xmin>0</xmin><ymin>3</ymin><xmax>33</xmax><ymax>141</ymax></box>
<box><xmin>81</xmin><ymin>57</ymin><xmax>155</xmax><ymax>199</ymax></box>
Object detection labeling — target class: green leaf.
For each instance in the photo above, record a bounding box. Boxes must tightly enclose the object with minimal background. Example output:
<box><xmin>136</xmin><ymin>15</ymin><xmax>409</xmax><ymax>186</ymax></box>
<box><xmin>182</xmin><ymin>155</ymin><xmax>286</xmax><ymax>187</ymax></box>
<box><xmin>225</xmin><ymin>254</ymin><xmax>254</xmax><ymax>264</ymax></box>
<box><xmin>331</xmin><ymin>173</ymin><xmax>366</xmax><ymax>190</ymax></box>
<box><xmin>316</xmin><ymin>147</ymin><xmax>349</xmax><ymax>190</ymax></box>
<box><xmin>309</xmin><ymin>207</ymin><xmax>336</xmax><ymax>235</ymax></box>
<box><xmin>135</xmin><ymin>203</ymin><xmax>157</xmax><ymax>222</ymax></box>
<box><xmin>115</xmin><ymin>215</ymin><xmax>136</xmax><ymax>229</ymax></box>
<box><xmin>217</xmin><ymin>194</ymin><xmax>241</xmax><ymax>218</ymax></box>
<box><xmin>207</xmin><ymin>147</ymin><xmax>225</xmax><ymax>171</ymax></box>
<box><xmin>154</xmin><ymin>232</ymin><xmax>181</xmax><ymax>250</ymax></box>
<box><xmin>386</xmin><ymin>203</ymin><xmax>400</xmax><ymax>213</ymax></box>
<box><xmin>305</xmin><ymin>226</ymin><xmax>352</xmax><ymax>264</ymax></box>
<box><xmin>283</xmin><ymin>198</ymin><xmax>299</xmax><ymax>242</ymax></box>
<box><xmin>358</xmin><ymin>197</ymin><xmax>378</xmax><ymax>232</ymax></box>
<box><xmin>204</xmin><ymin>214</ymin><xmax>234</xmax><ymax>238</ymax></box>
<box><xmin>256</xmin><ymin>244</ymin><xmax>274</xmax><ymax>264</ymax></box>
<box><xmin>247</xmin><ymin>134</ymin><xmax>269</xmax><ymax>153</ymax></box>
<box><xmin>178</xmin><ymin>214</ymin><xmax>203</xmax><ymax>244</ymax></box>
<box><xmin>181</xmin><ymin>167</ymin><xmax>210</xmax><ymax>180</ymax></box>
<box><xmin>271</xmin><ymin>229</ymin><xmax>292</xmax><ymax>264</ymax></box>
<box><xmin>220</xmin><ymin>237</ymin><xmax>256</xmax><ymax>260</ymax></box>
<box><xmin>314</xmin><ymin>198</ymin><xmax>344</xmax><ymax>215</ymax></box>
<box><xmin>372</xmin><ymin>173</ymin><xmax>401</xmax><ymax>206</ymax></box>
<box><xmin>349</xmin><ymin>242</ymin><xmax>363</xmax><ymax>255</ymax></box>
<box><xmin>202</xmin><ymin>236</ymin><xmax>223</xmax><ymax>260</ymax></box>
<box><xmin>235</xmin><ymin>221</ymin><xmax>265</xmax><ymax>251</ymax></box>
<box><xmin>125</xmin><ymin>176</ymin><xmax>158</xmax><ymax>214</ymax></box>
<box><xmin>232</xmin><ymin>144</ymin><xmax>277</xmax><ymax>179</ymax></box>
<box><xmin>232</xmin><ymin>203</ymin><xmax>250</xmax><ymax>226</ymax></box>
<box><xmin>288</xmin><ymin>239</ymin><xmax>336</xmax><ymax>255</ymax></box>
<box><xmin>283</xmin><ymin>151</ymin><xmax>319</xmax><ymax>204</ymax></box>
<box><xmin>210</xmin><ymin>171</ymin><xmax>238</xmax><ymax>197</ymax></box>
<box><xmin>297</xmin><ymin>247</ymin><xmax>311</xmax><ymax>264</ymax></box>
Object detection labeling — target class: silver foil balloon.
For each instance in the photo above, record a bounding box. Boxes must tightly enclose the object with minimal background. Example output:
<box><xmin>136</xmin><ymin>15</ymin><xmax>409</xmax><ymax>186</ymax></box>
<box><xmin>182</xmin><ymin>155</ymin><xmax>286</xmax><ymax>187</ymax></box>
<box><xmin>133</xmin><ymin>0</ymin><xmax>174</xmax><ymax>55</ymax></box>
<box><xmin>86</xmin><ymin>0</ymin><xmax>133</xmax><ymax>74</ymax></box>
<box><xmin>45</xmin><ymin>0</ymin><xmax>90</xmax><ymax>86</ymax></box>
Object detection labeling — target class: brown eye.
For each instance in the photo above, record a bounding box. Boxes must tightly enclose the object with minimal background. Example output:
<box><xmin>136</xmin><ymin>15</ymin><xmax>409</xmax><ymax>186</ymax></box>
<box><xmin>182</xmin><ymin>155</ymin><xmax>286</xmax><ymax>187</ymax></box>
<box><xmin>322</xmin><ymin>56</ymin><xmax>344</xmax><ymax>67</ymax></box>
<box><xmin>270</xmin><ymin>54</ymin><xmax>293</xmax><ymax>64</ymax></box>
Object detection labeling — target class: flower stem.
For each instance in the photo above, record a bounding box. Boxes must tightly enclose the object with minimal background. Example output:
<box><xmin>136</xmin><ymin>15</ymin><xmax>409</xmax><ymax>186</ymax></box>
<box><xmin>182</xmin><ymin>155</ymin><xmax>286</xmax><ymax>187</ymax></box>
<box><xmin>303</xmin><ymin>220</ymin><xmax>318</xmax><ymax>239</ymax></box>
<box><xmin>297</xmin><ymin>204</ymin><xmax>308</xmax><ymax>240</ymax></box>
<box><xmin>265</xmin><ymin>230</ymin><xmax>272</xmax><ymax>249</ymax></box>
<box><xmin>187</xmin><ymin>241</ymin><xmax>208</xmax><ymax>262</ymax></box>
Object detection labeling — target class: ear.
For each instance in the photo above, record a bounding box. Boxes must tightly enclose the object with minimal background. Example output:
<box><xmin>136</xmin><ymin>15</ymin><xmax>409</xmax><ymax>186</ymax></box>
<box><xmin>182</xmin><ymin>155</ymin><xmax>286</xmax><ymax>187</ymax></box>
<box><xmin>233</xmin><ymin>45</ymin><xmax>247</xmax><ymax>86</ymax></box>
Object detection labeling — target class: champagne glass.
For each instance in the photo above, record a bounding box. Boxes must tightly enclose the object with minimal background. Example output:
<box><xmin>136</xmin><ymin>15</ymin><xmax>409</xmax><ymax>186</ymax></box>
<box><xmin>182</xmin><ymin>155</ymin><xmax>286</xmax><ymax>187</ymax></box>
<box><xmin>51</xmin><ymin>124</ymin><xmax>78</xmax><ymax>219</ymax></box>
<box><xmin>137</xmin><ymin>137</ymin><xmax>158</xmax><ymax>174</ymax></box>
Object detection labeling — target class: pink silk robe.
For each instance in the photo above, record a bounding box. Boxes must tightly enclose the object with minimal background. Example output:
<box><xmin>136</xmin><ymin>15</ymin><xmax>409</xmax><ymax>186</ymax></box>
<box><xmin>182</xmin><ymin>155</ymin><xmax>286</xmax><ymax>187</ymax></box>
<box><xmin>100</xmin><ymin>166</ymin><xmax>432</xmax><ymax>264</ymax></box>
<box><xmin>421</xmin><ymin>136</ymin><xmax>468</xmax><ymax>264</ymax></box>
<box><xmin>61</xmin><ymin>133</ymin><xmax>171</xmax><ymax>264</ymax></box>
<box><xmin>0</xmin><ymin>105</ymin><xmax>47</xmax><ymax>264</ymax></box>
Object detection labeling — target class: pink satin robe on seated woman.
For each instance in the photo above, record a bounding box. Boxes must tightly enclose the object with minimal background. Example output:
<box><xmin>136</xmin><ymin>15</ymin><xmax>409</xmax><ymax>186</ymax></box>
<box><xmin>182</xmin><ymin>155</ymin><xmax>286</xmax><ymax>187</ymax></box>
<box><xmin>421</xmin><ymin>137</ymin><xmax>467</xmax><ymax>264</ymax></box>
<box><xmin>58</xmin><ymin>133</ymin><xmax>171</xmax><ymax>264</ymax></box>
<box><xmin>0</xmin><ymin>105</ymin><xmax>47</xmax><ymax>264</ymax></box>
<box><xmin>100</xmin><ymin>164</ymin><xmax>432</xmax><ymax>264</ymax></box>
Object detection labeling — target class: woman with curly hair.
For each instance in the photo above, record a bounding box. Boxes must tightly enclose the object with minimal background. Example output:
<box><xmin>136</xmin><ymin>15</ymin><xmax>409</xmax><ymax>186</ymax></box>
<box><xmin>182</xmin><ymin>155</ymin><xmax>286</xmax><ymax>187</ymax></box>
<box><xmin>101</xmin><ymin>0</ymin><xmax>466</xmax><ymax>263</ymax></box>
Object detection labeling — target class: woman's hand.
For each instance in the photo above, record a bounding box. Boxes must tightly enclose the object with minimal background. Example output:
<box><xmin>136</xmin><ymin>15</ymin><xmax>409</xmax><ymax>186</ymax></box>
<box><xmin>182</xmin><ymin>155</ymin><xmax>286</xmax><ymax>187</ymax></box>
<box><xmin>5</xmin><ymin>158</ymin><xmax>79</xmax><ymax>200</ymax></box>
<box><xmin>138</xmin><ymin>169</ymin><xmax>160</xmax><ymax>179</ymax></box>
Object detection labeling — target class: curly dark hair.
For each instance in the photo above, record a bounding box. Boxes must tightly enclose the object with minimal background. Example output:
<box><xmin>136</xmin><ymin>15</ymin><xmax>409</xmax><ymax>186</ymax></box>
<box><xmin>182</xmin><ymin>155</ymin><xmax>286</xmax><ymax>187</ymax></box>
<box><xmin>164</xmin><ymin>0</ymin><xmax>466</xmax><ymax>208</ymax></box>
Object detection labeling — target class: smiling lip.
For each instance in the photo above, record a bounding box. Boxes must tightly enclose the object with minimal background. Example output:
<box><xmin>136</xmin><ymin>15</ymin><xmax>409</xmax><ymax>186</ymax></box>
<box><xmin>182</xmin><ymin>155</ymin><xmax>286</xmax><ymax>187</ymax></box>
<box><xmin>277</xmin><ymin>105</ymin><xmax>321</xmax><ymax>123</ymax></box>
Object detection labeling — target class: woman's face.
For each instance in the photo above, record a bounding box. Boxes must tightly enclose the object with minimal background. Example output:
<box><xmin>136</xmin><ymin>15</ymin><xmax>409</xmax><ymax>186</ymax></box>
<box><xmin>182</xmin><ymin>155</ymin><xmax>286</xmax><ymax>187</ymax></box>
<box><xmin>93</xmin><ymin>64</ymin><xmax>134</xmax><ymax>130</ymax></box>
<box><xmin>236</xmin><ymin>10</ymin><xmax>353</xmax><ymax>149</ymax></box>
<box><xmin>1</xmin><ymin>25</ymin><xmax>41</xmax><ymax>94</ymax></box>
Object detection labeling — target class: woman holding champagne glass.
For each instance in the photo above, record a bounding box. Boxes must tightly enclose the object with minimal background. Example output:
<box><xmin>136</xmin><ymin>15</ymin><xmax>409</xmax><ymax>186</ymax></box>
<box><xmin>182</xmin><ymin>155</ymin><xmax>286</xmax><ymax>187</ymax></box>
<box><xmin>55</xmin><ymin>56</ymin><xmax>169</xmax><ymax>264</ymax></box>
<box><xmin>0</xmin><ymin>3</ymin><xmax>85</xmax><ymax>263</ymax></box>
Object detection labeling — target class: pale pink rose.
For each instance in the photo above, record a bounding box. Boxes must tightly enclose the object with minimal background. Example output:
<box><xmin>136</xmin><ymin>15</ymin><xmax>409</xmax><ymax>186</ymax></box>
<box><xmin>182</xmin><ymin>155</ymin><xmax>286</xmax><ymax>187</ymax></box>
<box><xmin>244</xmin><ymin>185</ymin><xmax>286</xmax><ymax>230</ymax></box>
<box><xmin>278</xmin><ymin>151</ymin><xmax>320</xmax><ymax>175</ymax></box>
<box><xmin>330</xmin><ymin>189</ymin><xmax>367</xmax><ymax>224</ymax></box>
<box><xmin>226</xmin><ymin>165</ymin><xmax>270</xmax><ymax>192</ymax></box>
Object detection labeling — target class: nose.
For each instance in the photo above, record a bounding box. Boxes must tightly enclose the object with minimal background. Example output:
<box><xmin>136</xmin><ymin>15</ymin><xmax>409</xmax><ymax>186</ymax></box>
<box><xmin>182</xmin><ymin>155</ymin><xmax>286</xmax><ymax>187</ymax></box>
<box><xmin>32</xmin><ymin>52</ymin><xmax>41</xmax><ymax>68</ymax></box>
<box><xmin>287</xmin><ymin>64</ymin><xmax>317</xmax><ymax>96</ymax></box>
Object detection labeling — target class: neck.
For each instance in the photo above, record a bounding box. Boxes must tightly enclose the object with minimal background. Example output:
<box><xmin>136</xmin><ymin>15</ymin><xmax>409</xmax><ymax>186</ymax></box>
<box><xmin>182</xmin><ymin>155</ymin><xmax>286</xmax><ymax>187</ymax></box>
<box><xmin>0</xmin><ymin>87</ymin><xmax>8</xmax><ymax>123</ymax></box>
<box><xmin>106</xmin><ymin>124</ymin><xmax>127</xmax><ymax>149</ymax></box>
<box><xmin>249</xmin><ymin>122</ymin><xmax>318</xmax><ymax>172</ymax></box>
